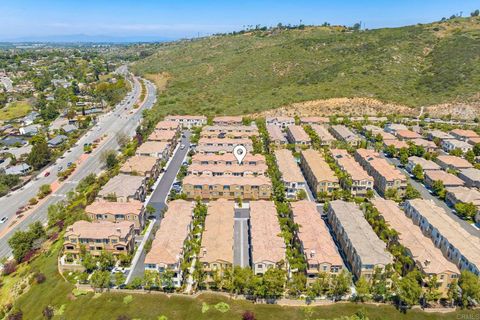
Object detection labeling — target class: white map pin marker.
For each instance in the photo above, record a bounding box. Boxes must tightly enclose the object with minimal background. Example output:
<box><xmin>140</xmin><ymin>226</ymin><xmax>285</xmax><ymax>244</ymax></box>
<box><xmin>233</xmin><ymin>145</ymin><xmax>247</xmax><ymax>164</ymax></box>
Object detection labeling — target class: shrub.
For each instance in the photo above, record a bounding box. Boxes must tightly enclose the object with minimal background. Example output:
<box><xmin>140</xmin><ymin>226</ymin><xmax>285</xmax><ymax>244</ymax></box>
<box><xmin>117</xmin><ymin>316</ymin><xmax>131</xmax><ymax>320</ymax></box>
<box><xmin>42</xmin><ymin>305</ymin><xmax>54</xmax><ymax>320</ymax></box>
<box><xmin>7</xmin><ymin>309</ymin><xmax>22</xmax><ymax>320</ymax></box>
<box><xmin>214</xmin><ymin>302</ymin><xmax>230</xmax><ymax>313</ymax></box>
<box><xmin>123</xmin><ymin>295</ymin><xmax>133</xmax><ymax>304</ymax></box>
<box><xmin>2</xmin><ymin>260</ymin><xmax>17</xmax><ymax>275</ymax></box>
<box><xmin>243</xmin><ymin>311</ymin><xmax>256</xmax><ymax>320</ymax></box>
<box><xmin>34</xmin><ymin>272</ymin><xmax>46</xmax><ymax>284</ymax></box>
<box><xmin>29</xmin><ymin>197</ymin><xmax>38</xmax><ymax>205</ymax></box>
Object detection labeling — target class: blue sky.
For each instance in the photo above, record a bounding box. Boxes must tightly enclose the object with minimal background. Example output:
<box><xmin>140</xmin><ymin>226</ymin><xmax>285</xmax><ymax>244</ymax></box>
<box><xmin>0</xmin><ymin>0</ymin><xmax>478</xmax><ymax>41</ymax></box>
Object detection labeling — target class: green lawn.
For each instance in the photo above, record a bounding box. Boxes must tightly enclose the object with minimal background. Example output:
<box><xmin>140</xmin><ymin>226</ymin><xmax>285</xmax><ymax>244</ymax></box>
<box><xmin>0</xmin><ymin>101</ymin><xmax>32</xmax><ymax>121</ymax></box>
<box><xmin>10</xmin><ymin>240</ymin><xmax>477</xmax><ymax>320</ymax></box>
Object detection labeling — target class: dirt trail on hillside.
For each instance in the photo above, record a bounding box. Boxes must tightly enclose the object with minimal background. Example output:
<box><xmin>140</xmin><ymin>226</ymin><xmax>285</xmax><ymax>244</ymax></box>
<box><xmin>254</xmin><ymin>97</ymin><xmax>480</xmax><ymax>120</ymax></box>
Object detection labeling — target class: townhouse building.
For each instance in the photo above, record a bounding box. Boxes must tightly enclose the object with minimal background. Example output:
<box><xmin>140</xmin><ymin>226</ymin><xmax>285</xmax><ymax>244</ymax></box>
<box><xmin>445</xmin><ymin>187</ymin><xmax>480</xmax><ymax>223</ymax></box>
<box><xmin>326</xmin><ymin>200</ymin><xmax>393</xmax><ymax>280</ymax></box>
<box><xmin>144</xmin><ymin>200</ymin><xmax>194</xmax><ymax>287</ymax></box>
<box><xmin>383</xmin><ymin>138</ymin><xmax>408</xmax><ymax>150</ymax></box>
<box><xmin>197</xmin><ymin>137</ymin><xmax>253</xmax><ymax>154</ymax></box>
<box><xmin>450</xmin><ymin>129</ymin><xmax>479</xmax><ymax>142</ymax></box>
<box><xmin>427</xmin><ymin>130</ymin><xmax>454</xmax><ymax>142</ymax></box>
<box><xmin>395</xmin><ymin>129</ymin><xmax>422</xmax><ymax>140</ymax></box>
<box><xmin>187</xmin><ymin>162</ymin><xmax>267</xmax><ymax>177</ymax></box>
<box><xmin>164</xmin><ymin>115</ymin><xmax>207</xmax><ymax>128</ymax></box>
<box><xmin>300</xmin><ymin>116</ymin><xmax>329</xmax><ymax>125</ymax></box>
<box><xmin>148</xmin><ymin>130</ymin><xmax>178</xmax><ymax>144</ymax></box>
<box><xmin>201</xmin><ymin>125</ymin><xmax>259</xmax><ymax>139</ymax></box>
<box><xmin>406</xmin><ymin>156</ymin><xmax>441</xmax><ymax>173</ymax></box>
<box><xmin>97</xmin><ymin>174</ymin><xmax>147</xmax><ymax>202</ymax></box>
<box><xmin>404</xmin><ymin>199</ymin><xmax>480</xmax><ymax>276</ymax></box>
<box><xmin>286</xmin><ymin>125</ymin><xmax>311</xmax><ymax>147</ymax></box>
<box><xmin>291</xmin><ymin>201</ymin><xmax>344</xmax><ymax>280</ymax></box>
<box><xmin>266</xmin><ymin>116</ymin><xmax>295</xmax><ymax>128</ymax></box>
<box><xmin>441</xmin><ymin>139</ymin><xmax>473</xmax><ymax>154</ymax></box>
<box><xmin>311</xmin><ymin>124</ymin><xmax>335</xmax><ymax>146</ymax></box>
<box><xmin>154</xmin><ymin>120</ymin><xmax>181</xmax><ymax>133</ymax></box>
<box><xmin>468</xmin><ymin>137</ymin><xmax>480</xmax><ymax>146</ymax></box>
<box><xmin>86</xmin><ymin>200</ymin><xmax>145</xmax><ymax>234</ymax></box>
<box><xmin>135</xmin><ymin>141</ymin><xmax>170</xmax><ymax>160</ymax></box>
<box><xmin>458</xmin><ymin>168</ymin><xmax>480</xmax><ymax>188</ymax></box>
<box><xmin>200</xmin><ymin>200</ymin><xmax>234</xmax><ymax>281</ymax></box>
<box><xmin>191</xmin><ymin>153</ymin><xmax>266</xmax><ymax>167</ymax></box>
<box><xmin>250</xmin><ymin>201</ymin><xmax>286</xmax><ymax>275</ymax></box>
<box><xmin>182</xmin><ymin>175</ymin><xmax>272</xmax><ymax>200</ymax></box>
<box><xmin>120</xmin><ymin>155</ymin><xmax>160</xmax><ymax>180</ymax></box>
<box><xmin>371</xmin><ymin>199</ymin><xmax>460</xmax><ymax>293</ymax></box>
<box><xmin>63</xmin><ymin>221</ymin><xmax>135</xmax><ymax>259</ymax></box>
<box><xmin>330</xmin><ymin>149</ymin><xmax>373</xmax><ymax>196</ymax></box>
<box><xmin>410</xmin><ymin>138</ymin><xmax>437</xmax><ymax>153</ymax></box>
<box><xmin>330</xmin><ymin>125</ymin><xmax>360</xmax><ymax>146</ymax></box>
<box><xmin>435</xmin><ymin>155</ymin><xmax>474</xmax><ymax>171</ymax></box>
<box><xmin>384</xmin><ymin>123</ymin><xmax>407</xmax><ymax>134</ymax></box>
<box><xmin>424</xmin><ymin>170</ymin><xmax>465</xmax><ymax>189</ymax></box>
<box><xmin>212</xmin><ymin>116</ymin><xmax>243</xmax><ymax>126</ymax></box>
<box><xmin>266</xmin><ymin>125</ymin><xmax>288</xmax><ymax>146</ymax></box>
<box><xmin>354</xmin><ymin>149</ymin><xmax>407</xmax><ymax>197</ymax></box>
<box><xmin>300</xmin><ymin>149</ymin><xmax>339</xmax><ymax>197</ymax></box>
<box><xmin>274</xmin><ymin>149</ymin><xmax>306</xmax><ymax>198</ymax></box>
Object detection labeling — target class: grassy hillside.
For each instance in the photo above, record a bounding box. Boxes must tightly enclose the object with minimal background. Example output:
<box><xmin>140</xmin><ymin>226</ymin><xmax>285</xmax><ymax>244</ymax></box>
<box><xmin>132</xmin><ymin>17</ymin><xmax>480</xmax><ymax>117</ymax></box>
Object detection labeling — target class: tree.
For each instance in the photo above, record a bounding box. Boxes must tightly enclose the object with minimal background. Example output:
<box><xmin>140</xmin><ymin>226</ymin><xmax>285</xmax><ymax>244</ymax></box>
<box><xmin>101</xmin><ymin>150</ymin><xmax>118</xmax><ymax>169</ymax></box>
<box><xmin>329</xmin><ymin>270</ymin><xmax>351</xmax><ymax>300</ymax></box>
<box><xmin>424</xmin><ymin>275</ymin><xmax>441</xmax><ymax>305</ymax></box>
<box><xmin>471</xmin><ymin>9</ymin><xmax>480</xmax><ymax>17</ymax></box>
<box><xmin>355</xmin><ymin>276</ymin><xmax>371</xmax><ymax>302</ymax></box>
<box><xmin>8</xmin><ymin>222</ymin><xmax>45</xmax><ymax>262</ymax></box>
<box><xmin>396</xmin><ymin>271</ymin><xmax>422</xmax><ymax>308</ymax></box>
<box><xmin>90</xmin><ymin>270</ymin><xmax>111</xmax><ymax>291</ymax></box>
<box><xmin>296</xmin><ymin>189</ymin><xmax>307</xmax><ymax>200</ymax></box>
<box><xmin>384</xmin><ymin>188</ymin><xmax>398</xmax><ymax>201</ymax></box>
<box><xmin>412</xmin><ymin>164</ymin><xmax>424</xmax><ymax>181</ymax></box>
<box><xmin>459</xmin><ymin>271</ymin><xmax>480</xmax><ymax>307</ymax></box>
<box><xmin>449</xmin><ymin>148</ymin><xmax>463</xmax><ymax>157</ymax></box>
<box><xmin>97</xmin><ymin>251</ymin><xmax>115</xmax><ymax>271</ymax></box>
<box><xmin>473</xmin><ymin>143</ymin><xmax>480</xmax><ymax>156</ymax></box>
<box><xmin>287</xmin><ymin>273</ymin><xmax>306</xmax><ymax>298</ymax></box>
<box><xmin>465</xmin><ymin>150</ymin><xmax>475</xmax><ymax>164</ymax></box>
<box><xmin>145</xmin><ymin>204</ymin><xmax>156</xmax><ymax>217</ymax></box>
<box><xmin>432</xmin><ymin>180</ymin><xmax>445</xmax><ymax>198</ymax></box>
<box><xmin>27</xmin><ymin>135</ymin><xmax>51</xmax><ymax>170</ymax></box>
<box><xmin>37</xmin><ymin>184</ymin><xmax>52</xmax><ymax>199</ymax></box>
<box><xmin>262</xmin><ymin>268</ymin><xmax>286</xmax><ymax>299</ymax></box>
<box><xmin>399</xmin><ymin>148</ymin><xmax>409</xmax><ymax>165</ymax></box>
<box><xmin>455</xmin><ymin>202</ymin><xmax>477</xmax><ymax>221</ymax></box>
<box><xmin>404</xmin><ymin>184</ymin><xmax>421</xmax><ymax>200</ymax></box>
<box><xmin>116</xmin><ymin>132</ymin><xmax>130</xmax><ymax>147</ymax></box>
<box><xmin>81</xmin><ymin>253</ymin><xmax>97</xmax><ymax>272</ymax></box>
<box><xmin>447</xmin><ymin>279</ymin><xmax>460</xmax><ymax>307</ymax></box>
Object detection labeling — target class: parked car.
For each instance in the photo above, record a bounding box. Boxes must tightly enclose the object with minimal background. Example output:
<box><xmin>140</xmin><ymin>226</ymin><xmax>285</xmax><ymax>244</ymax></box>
<box><xmin>57</xmin><ymin>166</ymin><xmax>63</xmax><ymax>172</ymax></box>
<box><xmin>180</xmin><ymin>144</ymin><xmax>186</xmax><ymax>150</ymax></box>
<box><xmin>44</xmin><ymin>171</ymin><xmax>50</xmax><ymax>177</ymax></box>
<box><xmin>0</xmin><ymin>217</ymin><xmax>8</xmax><ymax>223</ymax></box>
<box><xmin>67</xmin><ymin>162</ymin><xmax>73</xmax><ymax>167</ymax></box>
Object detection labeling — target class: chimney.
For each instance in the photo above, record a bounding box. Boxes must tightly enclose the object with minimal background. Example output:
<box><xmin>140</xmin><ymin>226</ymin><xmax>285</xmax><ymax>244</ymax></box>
<box><xmin>310</xmin><ymin>250</ymin><xmax>316</xmax><ymax>258</ymax></box>
<box><xmin>424</xmin><ymin>259</ymin><xmax>431</xmax><ymax>266</ymax></box>
<box><xmin>116</xmin><ymin>228</ymin><xmax>121</xmax><ymax>234</ymax></box>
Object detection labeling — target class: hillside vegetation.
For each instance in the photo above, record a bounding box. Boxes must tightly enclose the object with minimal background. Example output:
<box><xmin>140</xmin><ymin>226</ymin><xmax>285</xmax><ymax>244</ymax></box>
<box><xmin>132</xmin><ymin>17</ymin><xmax>480</xmax><ymax>117</ymax></box>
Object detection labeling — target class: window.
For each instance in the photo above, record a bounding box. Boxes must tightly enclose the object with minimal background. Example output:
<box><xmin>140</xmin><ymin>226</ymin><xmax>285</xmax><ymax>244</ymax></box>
<box><xmin>258</xmin><ymin>264</ymin><xmax>263</xmax><ymax>269</ymax></box>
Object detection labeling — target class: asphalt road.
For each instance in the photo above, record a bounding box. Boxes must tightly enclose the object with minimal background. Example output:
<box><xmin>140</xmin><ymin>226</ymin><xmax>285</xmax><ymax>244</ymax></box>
<box><xmin>0</xmin><ymin>70</ymin><xmax>157</xmax><ymax>259</ymax></box>
<box><xmin>382</xmin><ymin>155</ymin><xmax>479</xmax><ymax>236</ymax></box>
<box><xmin>234</xmin><ymin>207</ymin><xmax>250</xmax><ymax>267</ymax></box>
<box><xmin>127</xmin><ymin>131</ymin><xmax>191</xmax><ymax>280</ymax></box>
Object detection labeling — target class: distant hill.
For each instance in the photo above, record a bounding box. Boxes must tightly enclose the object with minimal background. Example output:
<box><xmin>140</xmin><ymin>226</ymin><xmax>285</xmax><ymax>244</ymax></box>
<box><xmin>132</xmin><ymin>17</ymin><xmax>480</xmax><ymax>118</ymax></box>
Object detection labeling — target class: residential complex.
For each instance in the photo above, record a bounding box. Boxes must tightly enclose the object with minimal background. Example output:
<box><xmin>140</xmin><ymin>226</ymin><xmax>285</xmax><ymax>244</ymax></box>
<box><xmin>266</xmin><ymin>116</ymin><xmax>295</xmax><ymax>128</ymax></box>
<box><xmin>327</xmin><ymin>200</ymin><xmax>393</xmax><ymax>279</ymax></box>
<box><xmin>371</xmin><ymin>199</ymin><xmax>460</xmax><ymax>293</ymax></box>
<box><xmin>300</xmin><ymin>149</ymin><xmax>339</xmax><ymax>196</ymax></box>
<box><xmin>191</xmin><ymin>153</ymin><xmax>266</xmax><ymax>166</ymax></box>
<box><xmin>424</xmin><ymin>170</ymin><xmax>465</xmax><ymax>189</ymax></box>
<box><xmin>404</xmin><ymin>199</ymin><xmax>480</xmax><ymax>276</ymax></box>
<box><xmin>291</xmin><ymin>201</ymin><xmax>344</xmax><ymax>280</ymax></box>
<box><xmin>330</xmin><ymin>149</ymin><xmax>373</xmax><ymax>196</ymax></box>
<box><xmin>97</xmin><ymin>174</ymin><xmax>147</xmax><ymax>202</ymax></box>
<box><xmin>330</xmin><ymin>125</ymin><xmax>360</xmax><ymax>145</ymax></box>
<box><xmin>445</xmin><ymin>187</ymin><xmax>480</xmax><ymax>223</ymax></box>
<box><xmin>354</xmin><ymin>149</ymin><xmax>407</xmax><ymax>197</ymax></box>
<box><xmin>182</xmin><ymin>175</ymin><xmax>272</xmax><ymax>200</ymax></box>
<box><xmin>120</xmin><ymin>155</ymin><xmax>160</xmax><ymax>179</ymax></box>
<box><xmin>164</xmin><ymin>115</ymin><xmax>207</xmax><ymax>128</ymax></box>
<box><xmin>311</xmin><ymin>124</ymin><xmax>335</xmax><ymax>146</ymax></box>
<box><xmin>144</xmin><ymin>200</ymin><xmax>194</xmax><ymax>287</ymax></box>
<box><xmin>86</xmin><ymin>200</ymin><xmax>145</xmax><ymax>234</ymax></box>
<box><xmin>199</xmin><ymin>200</ymin><xmax>235</xmax><ymax>280</ymax></box>
<box><xmin>450</xmin><ymin>129</ymin><xmax>479</xmax><ymax>142</ymax></box>
<box><xmin>249</xmin><ymin>201</ymin><xmax>286</xmax><ymax>275</ymax></box>
<box><xmin>274</xmin><ymin>149</ymin><xmax>306</xmax><ymax>198</ymax></box>
<box><xmin>136</xmin><ymin>141</ymin><xmax>170</xmax><ymax>160</ymax></box>
<box><xmin>458</xmin><ymin>168</ymin><xmax>480</xmax><ymax>188</ymax></box>
<box><xmin>286</xmin><ymin>125</ymin><xmax>311</xmax><ymax>146</ymax></box>
<box><xmin>441</xmin><ymin>139</ymin><xmax>473</xmax><ymax>153</ymax></box>
<box><xmin>267</xmin><ymin>124</ymin><xmax>288</xmax><ymax>145</ymax></box>
<box><xmin>435</xmin><ymin>155</ymin><xmax>473</xmax><ymax>171</ymax></box>
<box><xmin>201</xmin><ymin>125</ymin><xmax>259</xmax><ymax>139</ymax></box>
<box><xmin>406</xmin><ymin>156</ymin><xmax>441</xmax><ymax>173</ymax></box>
<box><xmin>63</xmin><ymin>221</ymin><xmax>135</xmax><ymax>259</ymax></box>
<box><xmin>212</xmin><ymin>116</ymin><xmax>243</xmax><ymax>126</ymax></box>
